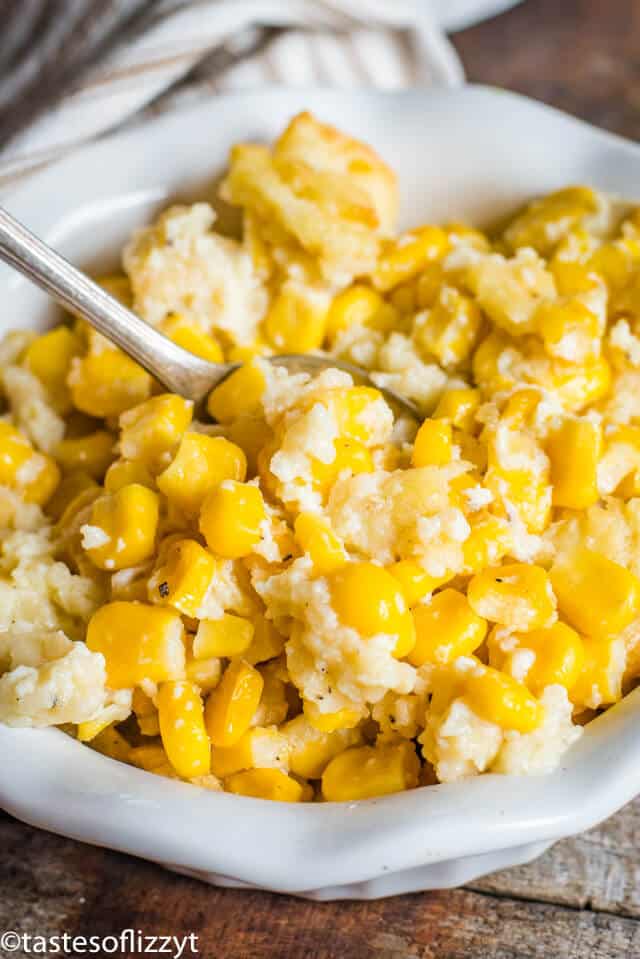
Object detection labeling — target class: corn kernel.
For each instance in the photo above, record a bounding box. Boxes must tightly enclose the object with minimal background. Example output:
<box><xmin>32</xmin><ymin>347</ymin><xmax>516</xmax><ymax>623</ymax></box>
<box><xmin>415</xmin><ymin>287</ymin><xmax>482</xmax><ymax>368</ymax></box>
<box><xmin>329</xmin><ymin>562</ymin><xmax>416</xmax><ymax>658</ymax></box>
<box><xmin>537</xmin><ymin>299</ymin><xmax>601</xmax><ymax>362</ymax></box>
<box><xmin>570</xmin><ymin>636</ymin><xmax>626</xmax><ymax>709</ymax></box>
<box><xmin>207</xmin><ymin>361</ymin><xmax>266</xmax><ymax>424</ymax></box>
<box><xmin>193</xmin><ymin>614</ymin><xmax>255</xmax><ymax>659</ymax></box>
<box><xmin>546</xmin><ymin>418</ymin><xmax>601</xmax><ymax>509</ymax></box>
<box><xmin>284</xmin><ymin>714</ymin><xmax>362</xmax><ymax>779</ymax></box>
<box><xmin>148</xmin><ymin>538</ymin><xmax>217</xmax><ymax>618</ymax></box>
<box><xmin>204</xmin><ymin>659</ymin><xmax>263</xmax><ymax>748</ymax></box>
<box><xmin>303</xmin><ymin>700</ymin><xmax>363</xmax><ymax>732</ymax></box>
<box><xmin>104</xmin><ymin>458</ymin><xmax>155</xmax><ymax>493</ymax></box>
<box><xmin>434</xmin><ymin>388</ymin><xmax>481</xmax><ymax>432</ymax></box>
<box><xmin>310</xmin><ymin>438</ymin><xmax>374</xmax><ymax>494</ymax></box>
<box><xmin>159</xmin><ymin>314</ymin><xmax>224</xmax><ymax>363</ymax></box>
<box><xmin>83</xmin><ymin>484</ymin><xmax>159</xmax><ymax>571</ymax></box>
<box><xmin>119</xmin><ymin>394</ymin><xmax>193</xmax><ymax>472</ymax></box>
<box><xmin>412</xmin><ymin>418</ymin><xmax>453</xmax><ymax>467</ymax></box>
<box><xmin>504</xmin><ymin>186</ymin><xmax>599</xmax><ymax>255</ymax></box>
<box><xmin>77</xmin><ymin>714</ymin><xmax>117</xmax><ymax>743</ymax></box>
<box><xmin>550</xmin><ymin>547</ymin><xmax>640</xmax><ymax>636</ymax></box>
<box><xmin>158</xmin><ymin>434</ymin><xmax>247</xmax><ymax>517</ymax></box>
<box><xmin>0</xmin><ymin>422</ymin><xmax>60</xmax><ymax>505</ymax></box>
<box><xmin>69</xmin><ymin>349</ymin><xmax>153</xmax><ymax>417</ymax></box>
<box><xmin>463</xmin><ymin>664</ymin><xmax>544</xmax><ymax>732</ymax></box>
<box><xmin>264</xmin><ymin>283</ymin><xmax>328</xmax><ymax>352</ymax></box>
<box><xmin>325</xmin><ymin>284</ymin><xmax>396</xmax><ymax>344</ymax></box>
<box><xmin>321</xmin><ymin>741</ymin><xmax>420</xmax><ymax>801</ymax></box>
<box><xmin>294</xmin><ymin>513</ymin><xmax>347</xmax><ymax>574</ymax></box>
<box><xmin>24</xmin><ymin>325</ymin><xmax>82</xmax><ymax>412</ymax></box>
<box><xmin>244</xmin><ymin>616</ymin><xmax>286</xmax><ymax>665</ymax></box>
<box><xmin>226</xmin><ymin>417</ymin><xmax>268</xmax><ymax>476</ymax></box>
<box><xmin>468</xmin><ymin>564</ymin><xmax>556</xmax><ymax>632</ymax></box>
<box><xmin>86</xmin><ymin>601</ymin><xmax>185</xmax><ymax>688</ymax></box>
<box><xmin>54</xmin><ymin>430</ymin><xmax>115</xmax><ymax>481</ymax></box>
<box><xmin>157</xmin><ymin>680</ymin><xmax>211</xmax><ymax>779</ymax></box>
<box><xmin>496</xmin><ymin>622</ymin><xmax>585</xmax><ymax>695</ymax></box>
<box><xmin>200</xmin><ymin>480</ymin><xmax>266</xmax><ymax>558</ymax></box>
<box><xmin>210</xmin><ymin>726</ymin><xmax>287</xmax><ymax>778</ymax></box>
<box><xmin>225</xmin><ymin>768</ymin><xmax>304</xmax><ymax>802</ymax></box>
<box><xmin>372</xmin><ymin>226</ymin><xmax>449</xmax><ymax>292</ymax></box>
<box><xmin>388</xmin><ymin>560</ymin><xmax>451</xmax><ymax>607</ymax></box>
<box><xmin>409</xmin><ymin>589</ymin><xmax>487</xmax><ymax>666</ymax></box>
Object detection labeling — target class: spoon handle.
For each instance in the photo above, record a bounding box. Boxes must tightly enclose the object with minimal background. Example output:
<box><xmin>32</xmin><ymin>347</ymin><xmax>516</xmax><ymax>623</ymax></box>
<box><xmin>0</xmin><ymin>206</ymin><xmax>229</xmax><ymax>403</ymax></box>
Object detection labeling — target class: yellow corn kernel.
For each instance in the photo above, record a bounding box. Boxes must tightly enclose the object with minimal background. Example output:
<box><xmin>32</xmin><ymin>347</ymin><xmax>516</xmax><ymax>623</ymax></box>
<box><xmin>550</xmin><ymin>258</ymin><xmax>596</xmax><ymax>296</ymax></box>
<box><xmin>319</xmin><ymin>385</ymin><xmax>386</xmax><ymax>445</ymax></box>
<box><xmin>185</xmin><ymin>649</ymin><xmax>222</xmax><ymax>694</ymax></box>
<box><xmin>546</xmin><ymin>418</ymin><xmax>601</xmax><ymax>509</ymax></box>
<box><xmin>157</xmin><ymin>433</ymin><xmax>247</xmax><ymax>517</ymax></box>
<box><xmin>550</xmin><ymin>547</ymin><xmax>640</xmax><ymax>636</ymax></box>
<box><xmin>412</xmin><ymin>418</ymin><xmax>453</xmax><ymax>467</ymax></box>
<box><xmin>193</xmin><ymin>614</ymin><xmax>255</xmax><ymax>659</ymax></box>
<box><xmin>69</xmin><ymin>349</ymin><xmax>153</xmax><ymax>417</ymax></box>
<box><xmin>148</xmin><ymin>539</ymin><xmax>217</xmax><ymax>618</ymax></box>
<box><xmin>54</xmin><ymin>430</ymin><xmax>115</xmax><ymax>481</ymax></box>
<box><xmin>409</xmin><ymin>589</ymin><xmax>487</xmax><ymax>666</ymax></box>
<box><xmin>472</xmin><ymin>330</ymin><xmax>515</xmax><ymax>394</ymax></box>
<box><xmin>325</xmin><ymin>284</ymin><xmax>397</xmax><ymax>344</ymax></box>
<box><xmin>157</xmin><ymin>680</ymin><xmax>211</xmax><ymax>779</ymax></box>
<box><xmin>372</xmin><ymin>226</ymin><xmax>449</xmax><ymax>292</ymax></box>
<box><xmin>0</xmin><ymin>422</ymin><xmax>60</xmax><ymax>505</ymax></box>
<box><xmin>502</xmin><ymin>387</ymin><xmax>543</xmax><ymax>429</ymax></box>
<box><xmin>303</xmin><ymin>700</ymin><xmax>363</xmax><ymax>732</ymax></box>
<box><xmin>537</xmin><ymin>299</ymin><xmax>601</xmax><ymax>363</ymax></box>
<box><xmin>77</xmin><ymin>714</ymin><xmax>117</xmax><ymax>743</ymax></box>
<box><xmin>294</xmin><ymin>513</ymin><xmax>347</xmax><ymax>574</ymax></box>
<box><xmin>264</xmin><ymin>283</ymin><xmax>328</xmax><ymax>352</ymax></box>
<box><xmin>128</xmin><ymin>745</ymin><xmax>168</xmax><ymax>772</ymax></box>
<box><xmin>86</xmin><ymin>601</ymin><xmax>185</xmax><ymax>688</ymax></box>
<box><xmin>390</xmin><ymin>278</ymin><xmax>418</xmax><ymax>314</ymax></box>
<box><xmin>329</xmin><ymin>562</ymin><xmax>416</xmax><ymax>658</ymax></box>
<box><xmin>119</xmin><ymin>394</ymin><xmax>193</xmax><ymax>472</ymax></box>
<box><xmin>91</xmin><ymin>726</ymin><xmax>131</xmax><ymax>763</ymax></box>
<box><xmin>434</xmin><ymin>388</ymin><xmax>481</xmax><ymax>432</ymax></box>
<box><xmin>503</xmin><ymin>186</ymin><xmax>599</xmax><ymax>255</ymax></box>
<box><xmin>463</xmin><ymin>665</ymin><xmax>544</xmax><ymax>733</ymax></box>
<box><xmin>227</xmin><ymin>416</ymin><xmax>269</xmax><ymax>476</ymax></box>
<box><xmin>159</xmin><ymin>314</ymin><xmax>224</xmax><ymax>363</ymax></box>
<box><xmin>132</xmin><ymin>688</ymin><xmax>159</xmax><ymax>736</ymax></box>
<box><xmin>45</xmin><ymin>470</ymin><xmax>98</xmax><ymax>522</ymax></box>
<box><xmin>225</xmin><ymin>768</ymin><xmax>304</xmax><ymax>802</ymax></box>
<box><xmin>207</xmin><ymin>361</ymin><xmax>266</xmax><ymax>424</ymax></box>
<box><xmin>388</xmin><ymin>560</ymin><xmax>451</xmax><ymax>607</ymax></box>
<box><xmin>199</xmin><ymin>480</ymin><xmax>266</xmax><ymax>558</ymax></box>
<box><xmin>210</xmin><ymin>726</ymin><xmax>287</xmax><ymax>778</ymax></box>
<box><xmin>415</xmin><ymin>287</ymin><xmax>483</xmax><ymax>368</ymax></box>
<box><xmin>310</xmin><ymin>438</ymin><xmax>374</xmax><ymax>495</ymax></box>
<box><xmin>467</xmin><ymin>564</ymin><xmax>556</xmax><ymax>632</ymax></box>
<box><xmin>552</xmin><ymin>354</ymin><xmax>611</xmax><ymax>412</ymax></box>
<box><xmin>570</xmin><ymin>636</ymin><xmax>626</xmax><ymax>709</ymax></box>
<box><xmin>24</xmin><ymin>325</ymin><xmax>82</xmax><ymax>412</ymax></box>
<box><xmin>321</xmin><ymin>741</ymin><xmax>420</xmax><ymax>802</ymax></box>
<box><xmin>204</xmin><ymin>659</ymin><xmax>263</xmax><ymax>748</ymax></box>
<box><xmin>244</xmin><ymin>616</ymin><xmax>286</xmax><ymax>665</ymax></box>
<box><xmin>83</xmin><ymin>484</ymin><xmax>159</xmax><ymax>571</ymax></box>
<box><xmin>500</xmin><ymin>622</ymin><xmax>585</xmax><ymax>695</ymax></box>
<box><xmin>284</xmin><ymin>715</ymin><xmax>362</xmax><ymax>779</ymax></box>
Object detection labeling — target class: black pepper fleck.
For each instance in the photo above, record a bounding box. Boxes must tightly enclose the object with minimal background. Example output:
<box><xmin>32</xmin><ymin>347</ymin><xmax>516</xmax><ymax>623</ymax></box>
<box><xmin>158</xmin><ymin>581</ymin><xmax>170</xmax><ymax>598</ymax></box>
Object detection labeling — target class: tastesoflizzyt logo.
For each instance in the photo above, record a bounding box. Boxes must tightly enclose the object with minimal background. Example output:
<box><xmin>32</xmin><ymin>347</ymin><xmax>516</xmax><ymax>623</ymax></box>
<box><xmin>0</xmin><ymin>929</ymin><xmax>199</xmax><ymax>956</ymax></box>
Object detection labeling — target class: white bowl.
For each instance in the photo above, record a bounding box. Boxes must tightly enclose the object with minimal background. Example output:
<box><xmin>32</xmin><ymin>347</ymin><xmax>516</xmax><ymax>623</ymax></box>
<box><xmin>2</xmin><ymin>85</ymin><xmax>640</xmax><ymax>900</ymax></box>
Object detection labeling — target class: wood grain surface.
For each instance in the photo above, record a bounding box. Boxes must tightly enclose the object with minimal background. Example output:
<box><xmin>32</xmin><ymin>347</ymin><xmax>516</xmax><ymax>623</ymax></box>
<box><xmin>3</xmin><ymin>1</ymin><xmax>640</xmax><ymax>957</ymax></box>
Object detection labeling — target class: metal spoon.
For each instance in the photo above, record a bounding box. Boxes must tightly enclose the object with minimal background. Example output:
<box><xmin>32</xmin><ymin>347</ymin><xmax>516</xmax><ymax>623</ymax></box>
<box><xmin>0</xmin><ymin>206</ymin><xmax>420</xmax><ymax>419</ymax></box>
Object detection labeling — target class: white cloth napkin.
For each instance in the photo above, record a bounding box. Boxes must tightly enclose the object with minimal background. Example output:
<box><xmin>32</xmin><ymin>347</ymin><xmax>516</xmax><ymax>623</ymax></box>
<box><xmin>0</xmin><ymin>0</ymin><xmax>463</xmax><ymax>185</ymax></box>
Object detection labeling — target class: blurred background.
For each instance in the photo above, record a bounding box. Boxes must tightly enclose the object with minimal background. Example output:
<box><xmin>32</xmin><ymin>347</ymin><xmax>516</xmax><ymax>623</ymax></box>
<box><xmin>1</xmin><ymin>0</ymin><xmax>638</xmax><ymax>184</ymax></box>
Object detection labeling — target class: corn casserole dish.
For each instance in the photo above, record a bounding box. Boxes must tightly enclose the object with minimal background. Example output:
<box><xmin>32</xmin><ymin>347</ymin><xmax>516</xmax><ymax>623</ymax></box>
<box><xmin>2</xmin><ymin>112</ymin><xmax>640</xmax><ymax>803</ymax></box>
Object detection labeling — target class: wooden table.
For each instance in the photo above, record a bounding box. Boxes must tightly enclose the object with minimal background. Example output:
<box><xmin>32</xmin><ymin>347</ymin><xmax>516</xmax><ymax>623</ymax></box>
<box><xmin>3</xmin><ymin>1</ymin><xmax>640</xmax><ymax>955</ymax></box>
